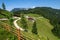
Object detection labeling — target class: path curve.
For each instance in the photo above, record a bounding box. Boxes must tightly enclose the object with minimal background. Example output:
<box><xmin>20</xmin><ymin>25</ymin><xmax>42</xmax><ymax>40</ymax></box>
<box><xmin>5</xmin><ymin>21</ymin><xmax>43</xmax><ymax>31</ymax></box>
<box><xmin>0</xmin><ymin>18</ymin><xmax>8</xmax><ymax>20</ymax></box>
<box><xmin>13</xmin><ymin>17</ymin><xmax>24</xmax><ymax>31</ymax></box>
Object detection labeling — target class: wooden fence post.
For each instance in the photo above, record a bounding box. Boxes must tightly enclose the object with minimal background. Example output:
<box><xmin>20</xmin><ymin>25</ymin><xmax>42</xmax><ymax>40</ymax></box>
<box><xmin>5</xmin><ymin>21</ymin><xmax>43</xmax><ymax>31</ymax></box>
<box><xmin>16</xmin><ymin>28</ymin><xmax>21</xmax><ymax>40</ymax></box>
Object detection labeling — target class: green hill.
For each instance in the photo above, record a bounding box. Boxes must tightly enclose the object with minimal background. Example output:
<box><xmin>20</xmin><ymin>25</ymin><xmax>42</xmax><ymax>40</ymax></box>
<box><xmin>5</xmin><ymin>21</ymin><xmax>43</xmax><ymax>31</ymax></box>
<box><xmin>17</xmin><ymin>14</ymin><xmax>60</xmax><ymax>40</ymax></box>
<box><xmin>0</xmin><ymin>20</ymin><xmax>18</xmax><ymax>40</ymax></box>
<box><xmin>0</xmin><ymin>9</ymin><xmax>17</xmax><ymax>40</ymax></box>
<box><xmin>12</xmin><ymin>7</ymin><xmax>60</xmax><ymax>38</ymax></box>
<box><xmin>0</xmin><ymin>7</ymin><xmax>60</xmax><ymax>40</ymax></box>
<box><xmin>0</xmin><ymin>9</ymin><xmax>12</xmax><ymax>18</ymax></box>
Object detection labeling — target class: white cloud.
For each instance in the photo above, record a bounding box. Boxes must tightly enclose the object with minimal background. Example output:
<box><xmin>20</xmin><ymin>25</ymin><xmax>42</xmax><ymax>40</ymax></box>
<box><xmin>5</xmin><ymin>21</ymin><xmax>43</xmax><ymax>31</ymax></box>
<box><xmin>32</xmin><ymin>6</ymin><xmax>35</xmax><ymax>8</ymax></box>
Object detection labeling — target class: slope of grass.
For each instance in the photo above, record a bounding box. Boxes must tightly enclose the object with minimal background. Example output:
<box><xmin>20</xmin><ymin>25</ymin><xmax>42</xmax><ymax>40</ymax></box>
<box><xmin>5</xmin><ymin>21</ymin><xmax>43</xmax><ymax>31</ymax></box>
<box><xmin>36</xmin><ymin>17</ymin><xmax>60</xmax><ymax>40</ymax></box>
<box><xmin>0</xmin><ymin>14</ymin><xmax>6</xmax><ymax>18</ymax></box>
<box><xmin>0</xmin><ymin>20</ymin><xmax>18</xmax><ymax>40</ymax></box>
<box><xmin>0</xmin><ymin>9</ymin><xmax>12</xmax><ymax>18</ymax></box>
<box><xmin>24</xmin><ymin>13</ymin><xmax>40</xmax><ymax>17</ymax></box>
<box><xmin>17</xmin><ymin>14</ymin><xmax>60</xmax><ymax>40</ymax></box>
<box><xmin>0</xmin><ymin>26</ymin><xmax>17</xmax><ymax>40</ymax></box>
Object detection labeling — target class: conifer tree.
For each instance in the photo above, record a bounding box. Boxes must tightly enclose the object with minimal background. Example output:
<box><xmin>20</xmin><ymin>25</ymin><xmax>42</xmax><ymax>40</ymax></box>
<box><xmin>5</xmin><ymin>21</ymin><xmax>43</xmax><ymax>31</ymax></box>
<box><xmin>32</xmin><ymin>21</ymin><xmax>38</xmax><ymax>34</ymax></box>
<box><xmin>21</xmin><ymin>13</ymin><xmax>28</xmax><ymax>31</ymax></box>
<box><xmin>2</xmin><ymin>3</ymin><xmax>6</xmax><ymax>10</ymax></box>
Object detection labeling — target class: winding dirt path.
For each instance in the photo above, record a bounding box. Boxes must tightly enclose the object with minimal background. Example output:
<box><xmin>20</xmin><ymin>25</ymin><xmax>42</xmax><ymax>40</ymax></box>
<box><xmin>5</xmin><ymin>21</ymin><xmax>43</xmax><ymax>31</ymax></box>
<box><xmin>13</xmin><ymin>17</ymin><xmax>24</xmax><ymax>31</ymax></box>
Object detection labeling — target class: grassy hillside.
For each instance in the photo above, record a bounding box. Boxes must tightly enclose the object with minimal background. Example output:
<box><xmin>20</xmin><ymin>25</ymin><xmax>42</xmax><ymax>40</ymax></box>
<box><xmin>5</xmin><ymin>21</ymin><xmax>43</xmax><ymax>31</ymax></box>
<box><xmin>0</xmin><ymin>9</ymin><xmax>17</xmax><ymax>40</ymax></box>
<box><xmin>0</xmin><ymin>21</ymin><xmax>18</xmax><ymax>40</ymax></box>
<box><xmin>17</xmin><ymin>14</ymin><xmax>60</xmax><ymax>40</ymax></box>
<box><xmin>0</xmin><ymin>7</ymin><xmax>60</xmax><ymax>40</ymax></box>
<box><xmin>0</xmin><ymin>9</ymin><xmax>12</xmax><ymax>18</ymax></box>
<box><xmin>12</xmin><ymin>7</ymin><xmax>60</xmax><ymax>38</ymax></box>
<box><xmin>0</xmin><ymin>28</ymin><xmax>18</xmax><ymax>40</ymax></box>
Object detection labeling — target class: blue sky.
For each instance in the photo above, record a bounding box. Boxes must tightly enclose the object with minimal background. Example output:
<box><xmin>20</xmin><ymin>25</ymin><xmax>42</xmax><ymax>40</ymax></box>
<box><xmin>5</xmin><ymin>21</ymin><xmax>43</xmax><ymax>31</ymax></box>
<box><xmin>0</xmin><ymin>0</ymin><xmax>60</xmax><ymax>11</ymax></box>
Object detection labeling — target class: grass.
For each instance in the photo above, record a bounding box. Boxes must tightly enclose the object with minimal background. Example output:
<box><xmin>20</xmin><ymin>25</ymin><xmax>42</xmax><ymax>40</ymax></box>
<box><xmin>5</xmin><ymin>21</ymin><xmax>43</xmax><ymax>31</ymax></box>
<box><xmin>0</xmin><ymin>25</ymin><xmax>17</xmax><ymax>40</ymax></box>
<box><xmin>24</xmin><ymin>13</ymin><xmax>41</xmax><ymax>17</ymax></box>
<box><xmin>0</xmin><ymin>20</ymin><xmax>18</xmax><ymax>40</ymax></box>
<box><xmin>17</xmin><ymin>14</ymin><xmax>60</xmax><ymax>40</ymax></box>
<box><xmin>0</xmin><ymin>13</ymin><xmax>60</xmax><ymax>40</ymax></box>
<box><xmin>36</xmin><ymin>17</ymin><xmax>60</xmax><ymax>40</ymax></box>
<box><xmin>0</xmin><ymin>14</ymin><xmax>6</xmax><ymax>18</ymax></box>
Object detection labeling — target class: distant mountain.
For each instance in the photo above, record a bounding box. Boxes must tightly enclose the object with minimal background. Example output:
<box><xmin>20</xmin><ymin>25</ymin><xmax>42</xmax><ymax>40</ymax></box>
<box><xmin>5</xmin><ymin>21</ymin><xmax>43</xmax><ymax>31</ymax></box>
<box><xmin>11</xmin><ymin>8</ymin><xmax>28</xmax><ymax>12</ymax></box>
<box><xmin>11</xmin><ymin>7</ymin><xmax>60</xmax><ymax>18</ymax></box>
